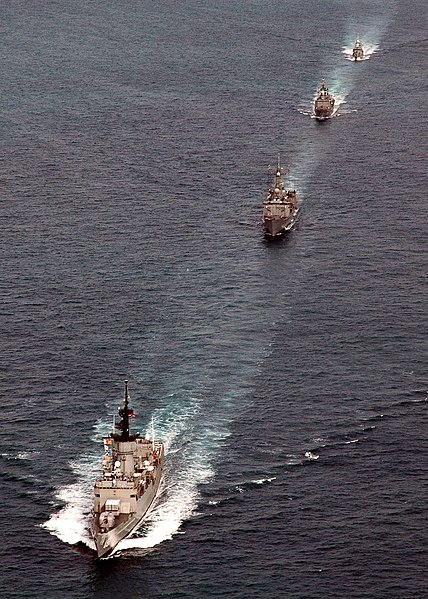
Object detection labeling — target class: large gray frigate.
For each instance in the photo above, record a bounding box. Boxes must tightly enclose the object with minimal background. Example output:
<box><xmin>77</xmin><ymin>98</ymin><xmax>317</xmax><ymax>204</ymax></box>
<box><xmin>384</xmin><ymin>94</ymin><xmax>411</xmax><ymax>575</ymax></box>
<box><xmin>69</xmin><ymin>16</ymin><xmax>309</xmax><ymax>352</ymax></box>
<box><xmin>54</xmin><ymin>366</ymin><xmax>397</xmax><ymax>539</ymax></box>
<box><xmin>262</xmin><ymin>156</ymin><xmax>299</xmax><ymax>238</ymax></box>
<box><xmin>352</xmin><ymin>38</ymin><xmax>364</xmax><ymax>61</ymax></box>
<box><xmin>91</xmin><ymin>381</ymin><xmax>164</xmax><ymax>558</ymax></box>
<box><xmin>314</xmin><ymin>80</ymin><xmax>335</xmax><ymax>120</ymax></box>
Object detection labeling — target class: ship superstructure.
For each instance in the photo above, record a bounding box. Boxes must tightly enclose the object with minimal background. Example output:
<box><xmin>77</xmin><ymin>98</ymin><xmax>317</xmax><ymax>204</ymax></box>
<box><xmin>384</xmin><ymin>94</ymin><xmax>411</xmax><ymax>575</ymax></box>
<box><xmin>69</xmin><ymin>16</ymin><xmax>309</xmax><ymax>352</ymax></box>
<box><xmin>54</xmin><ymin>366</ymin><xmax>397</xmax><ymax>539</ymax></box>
<box><xmin>314</xmin><ymin>80</ymin><xmax>335</xmax><ymax>120</ymax></box>
<box><xmin>262</xmin><ymin>156</ymin><xmax>298</xmax><ymax>238</ymax></box>
<box><xmin>91</xmin><ymin>381</ymin><xmax>164</xmax><ymax>558</ymax></box>
<box><xmin>352</xmin><ymin>38</ymin><xmax>364</xmax><ymax>61</ymax></box>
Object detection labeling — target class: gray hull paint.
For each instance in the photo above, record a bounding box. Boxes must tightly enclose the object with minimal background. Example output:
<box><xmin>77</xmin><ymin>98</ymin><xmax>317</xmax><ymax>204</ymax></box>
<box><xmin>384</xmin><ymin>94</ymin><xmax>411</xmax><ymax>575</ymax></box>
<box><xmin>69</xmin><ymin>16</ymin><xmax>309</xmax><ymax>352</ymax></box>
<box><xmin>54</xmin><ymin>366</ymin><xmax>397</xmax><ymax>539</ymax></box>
<box><xmin>264</xmin><ymin>209</ymin><xmax>299</xmax><ymax>238</ymax></box>
<box><xmin>314</xmin><ymin>81</ymin><xmax>335</xmax><ymax>119</ymax></box>
<box><xmin>315</xmin><ymin>106</ymin><xmax>334</xmax><ymax>119</ymax></box>
<box><xmin>94</xmin><ymin>464</ymin><xmax>163</xmax><ymax>558</ymax></box>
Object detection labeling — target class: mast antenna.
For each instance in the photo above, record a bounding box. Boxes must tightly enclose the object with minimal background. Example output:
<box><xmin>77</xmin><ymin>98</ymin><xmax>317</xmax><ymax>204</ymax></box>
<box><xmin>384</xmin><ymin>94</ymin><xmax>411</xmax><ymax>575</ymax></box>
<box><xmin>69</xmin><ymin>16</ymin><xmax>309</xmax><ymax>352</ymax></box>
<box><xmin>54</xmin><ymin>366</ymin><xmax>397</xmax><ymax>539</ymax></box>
<box><xmin>117</xmin><ymin>379</ymin><xmax>131</xmax><ymax>441</ymax></box>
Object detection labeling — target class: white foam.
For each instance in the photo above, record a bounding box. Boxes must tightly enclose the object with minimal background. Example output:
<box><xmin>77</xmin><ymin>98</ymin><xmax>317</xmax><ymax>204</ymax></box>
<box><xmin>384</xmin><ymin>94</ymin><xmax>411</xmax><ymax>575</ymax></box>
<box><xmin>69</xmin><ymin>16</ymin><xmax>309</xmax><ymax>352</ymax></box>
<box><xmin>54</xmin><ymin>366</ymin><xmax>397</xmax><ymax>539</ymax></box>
<box><xmin>252</xmin><ymin>477</ymin><xmax>276</xmax><ymax>484</ymax></box>
<box><xmin>42</xmin><ymin>452</ymin><xmax>100</xmax><ymax>548</ymax></box>
<box><xmin>305</xmin><ymin>451</ymin><xmax>319</xmax><ymax>461</ymax></box>
<box><xmin>1</xmin><ymin>450</ymin><xmax>40</xmax><ymax>460</ymax></box>
<box><xmin>42</xmin><ymin>480</ymin><xmax>94</xmax><ymax>547</ymax></box>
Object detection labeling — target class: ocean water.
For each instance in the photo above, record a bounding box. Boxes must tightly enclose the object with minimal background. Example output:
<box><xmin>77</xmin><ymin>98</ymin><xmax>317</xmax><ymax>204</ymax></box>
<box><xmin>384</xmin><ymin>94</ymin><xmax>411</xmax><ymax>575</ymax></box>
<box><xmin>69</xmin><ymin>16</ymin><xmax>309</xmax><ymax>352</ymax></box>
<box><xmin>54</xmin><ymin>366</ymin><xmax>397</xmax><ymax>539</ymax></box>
<box><xmin>0</xmin><ymin>1</ymin><xmax>426</xmax><ymax>598</ymax></box>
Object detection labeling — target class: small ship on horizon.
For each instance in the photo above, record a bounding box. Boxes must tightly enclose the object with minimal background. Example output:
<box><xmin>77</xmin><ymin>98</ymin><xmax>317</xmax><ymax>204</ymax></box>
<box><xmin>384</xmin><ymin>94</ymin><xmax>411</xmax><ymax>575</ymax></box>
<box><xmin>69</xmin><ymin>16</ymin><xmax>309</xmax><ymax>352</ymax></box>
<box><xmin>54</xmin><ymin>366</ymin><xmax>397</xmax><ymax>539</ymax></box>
<box><xmin>91</xmin><ymin>381</ymin><xmax>164</xmax><ymax>558</ymax></box>
<box><xmin>314</xmin><ymin>80</ymin><xmax>335</xmax><ymax>120</ymax></box>
<box><xmin>352</xmin><ymin>38</ymin><xmax>364</xmax><ymax>61</ymax></box>
<box><xmin>262</xmin><ymin>156</ymin><xmax>299</xmax><ymax>238</ymax></box>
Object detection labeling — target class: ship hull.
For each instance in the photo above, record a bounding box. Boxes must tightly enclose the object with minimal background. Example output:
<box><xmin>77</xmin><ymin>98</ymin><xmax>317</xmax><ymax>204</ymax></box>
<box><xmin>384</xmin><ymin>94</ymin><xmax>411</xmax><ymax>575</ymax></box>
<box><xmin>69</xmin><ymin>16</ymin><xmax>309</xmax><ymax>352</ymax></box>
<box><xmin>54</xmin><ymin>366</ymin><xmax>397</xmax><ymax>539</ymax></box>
<box><xmin>263</xmin><ymin>208</ymin><xmax>299</xmax><ymax>238</ymax></box>
<box><xmin>92</xmin><ymin>462</ymin><xmax>163</xmax><ymax>558</ymax></box>
<box><xmin>315</xmin><ymin>107</ymin><xmax>334</xmax><ymax>120</ymax></box>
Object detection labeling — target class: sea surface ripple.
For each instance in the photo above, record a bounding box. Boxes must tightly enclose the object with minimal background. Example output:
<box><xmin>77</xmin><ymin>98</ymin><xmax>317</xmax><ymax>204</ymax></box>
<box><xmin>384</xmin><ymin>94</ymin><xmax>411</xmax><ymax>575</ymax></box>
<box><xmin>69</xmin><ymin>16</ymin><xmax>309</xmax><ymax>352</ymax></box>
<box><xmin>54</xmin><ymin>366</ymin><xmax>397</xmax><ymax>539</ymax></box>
<box><xmin>0</xmin><ymin>1</ymin><xmax>426</xmax><ymax>598</ymax></box>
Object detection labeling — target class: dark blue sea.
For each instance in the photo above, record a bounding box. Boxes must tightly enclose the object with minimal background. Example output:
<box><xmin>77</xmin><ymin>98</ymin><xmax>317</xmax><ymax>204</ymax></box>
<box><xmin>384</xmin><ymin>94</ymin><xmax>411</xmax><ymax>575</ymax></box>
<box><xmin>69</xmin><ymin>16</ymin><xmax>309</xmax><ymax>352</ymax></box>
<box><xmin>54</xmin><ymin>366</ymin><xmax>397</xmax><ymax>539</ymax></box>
<box><xmin>0</xmin><ymin>1</ymin><xmax>426</xmax><ymax>597</ymax></box>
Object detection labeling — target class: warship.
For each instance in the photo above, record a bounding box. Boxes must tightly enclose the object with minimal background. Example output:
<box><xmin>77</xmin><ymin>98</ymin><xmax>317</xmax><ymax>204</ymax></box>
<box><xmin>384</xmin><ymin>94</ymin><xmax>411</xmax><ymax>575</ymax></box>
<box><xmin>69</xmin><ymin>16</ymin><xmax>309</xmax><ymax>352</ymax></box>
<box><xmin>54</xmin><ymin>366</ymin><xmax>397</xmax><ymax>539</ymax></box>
<box><xmin>91</xmin><ymin>381</ymin><xmax>164</xmax><ymax>558</ymax></box>
<box><xmin>314</xmin><ymin>80</ymin><xmax>335</xmax><ymax>120</ymax></box>
<box><xmin>352</xmin><ymin>38</ymin><xmax>364</xmax><ymax>61</ymax></box>
<box><xmin>262</xmin><ymin>156</ymin><xmax>298</xmax><ymax>238</ymax></box>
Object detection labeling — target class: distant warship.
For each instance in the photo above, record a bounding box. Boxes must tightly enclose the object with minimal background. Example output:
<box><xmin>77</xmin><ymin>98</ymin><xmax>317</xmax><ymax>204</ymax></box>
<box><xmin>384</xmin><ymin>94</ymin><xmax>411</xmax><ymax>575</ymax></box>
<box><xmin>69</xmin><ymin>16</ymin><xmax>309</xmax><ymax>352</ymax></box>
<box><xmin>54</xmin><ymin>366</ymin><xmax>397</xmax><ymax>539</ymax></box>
<box><xmin>91</xmin><ymin>381</ymin><xmax>164</xmax><ymax>558</ymax></box>
<box><xmin>314</xmin><ymin>80</ymin><xmax>335</xmax><ymax>120</ymax></box>
<box><xmin>262</xmin><ymin>156</ymin><xmax>299</xmax><ymax>238</ymax></box>
<box><xmin>352</xmin><ymin>38</ymin><xmax>364</xmax><ymax>61</ymax></box>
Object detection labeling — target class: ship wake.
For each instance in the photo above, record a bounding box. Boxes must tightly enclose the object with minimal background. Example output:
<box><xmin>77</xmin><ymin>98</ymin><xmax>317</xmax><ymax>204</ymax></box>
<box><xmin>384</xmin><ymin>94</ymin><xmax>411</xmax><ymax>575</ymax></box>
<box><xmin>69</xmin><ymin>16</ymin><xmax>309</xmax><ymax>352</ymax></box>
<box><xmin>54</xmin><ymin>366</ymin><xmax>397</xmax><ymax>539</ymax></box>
<box><xmin>342</xmin><ymin>9</ymin><xmax>396</xmax><ymax>62</ymax></box>
<box><xmin>42</xmin><ymin>453</ymin><xmax>98</xmax><ymax>549</ymax></box>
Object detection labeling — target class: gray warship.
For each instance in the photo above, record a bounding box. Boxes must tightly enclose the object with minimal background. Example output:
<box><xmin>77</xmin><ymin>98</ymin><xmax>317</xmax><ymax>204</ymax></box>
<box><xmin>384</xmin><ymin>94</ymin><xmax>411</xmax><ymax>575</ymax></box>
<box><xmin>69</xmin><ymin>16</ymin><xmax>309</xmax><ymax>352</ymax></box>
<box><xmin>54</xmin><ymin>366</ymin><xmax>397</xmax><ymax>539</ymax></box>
<box><xmin>352</xmin><ymin>38</ymin><xmax>364</xmax><ymax>61</ymax></box>
<box><xmin>314</xmin><ymin>80</ymin><xmax>335</xmax><ymax>120</ymax></box>
<box><xmin>91</xmin><ymin>381</ymin><xmax>164</xmax><ymax>558</ymax></box>
<box><xmin>262</xmin><ymin>156</ymin><xmax>298</xmax><ymax>238</ymax></box>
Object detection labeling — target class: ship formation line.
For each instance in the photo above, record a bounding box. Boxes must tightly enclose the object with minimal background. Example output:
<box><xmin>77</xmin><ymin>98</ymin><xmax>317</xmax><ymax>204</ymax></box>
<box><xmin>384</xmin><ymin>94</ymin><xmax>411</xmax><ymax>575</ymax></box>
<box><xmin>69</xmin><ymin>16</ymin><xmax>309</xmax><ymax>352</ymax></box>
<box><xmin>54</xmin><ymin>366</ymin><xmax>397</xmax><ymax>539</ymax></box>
<box><xmin>262</xmin><ymin>36</ymin><xmax>365</xmax><ymax>238</ymax></box>
<box><xmin>89</xmin><ymin>36</ymin><xmax>367</xmax><ymax>557</ymax></box>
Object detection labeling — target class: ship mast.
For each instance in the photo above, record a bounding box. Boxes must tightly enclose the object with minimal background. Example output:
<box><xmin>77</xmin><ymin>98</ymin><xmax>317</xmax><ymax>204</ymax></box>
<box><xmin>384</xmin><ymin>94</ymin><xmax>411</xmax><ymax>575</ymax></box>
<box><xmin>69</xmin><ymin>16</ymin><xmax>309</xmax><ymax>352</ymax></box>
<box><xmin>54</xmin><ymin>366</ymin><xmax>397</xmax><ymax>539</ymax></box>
<box><xmin>114</xmin><ymin>380</ymin><xmax>138</xmax><ymax>442</ymax></box>
<box><xmin>275</xmin><ymin>153</ymin><xmax>284</xmax><ymax>187</ymax></box>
